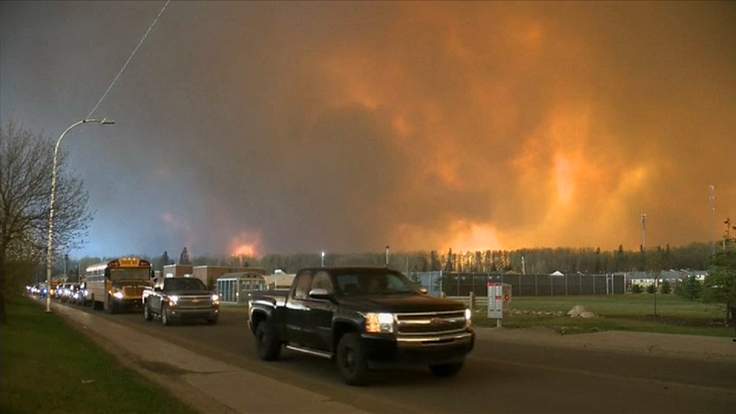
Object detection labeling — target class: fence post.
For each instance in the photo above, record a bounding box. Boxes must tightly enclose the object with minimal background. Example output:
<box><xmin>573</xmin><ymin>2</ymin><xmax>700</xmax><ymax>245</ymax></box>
<box><xmin>565</xmin><ymin>275</ymin><xmax>568</xmax><ymax>296</ymax></box>
<box><xmin>579</xmin><ymin>275</ymin><xmax>582</xmax><ymax>295</ymax></box>
<box><xmin>593</xmin><ymin>275</ymin><xmax>596</xmax><ymax>295</ymax></box>
<box><xmin>534</xmin><ymin>274</ymin><xmax>538</xmax><ymax>296</ymax></box>
<box><xmin>469</xmin><ymin>291</ymin><xmax>475</xmax><ymax>310</ymax></box>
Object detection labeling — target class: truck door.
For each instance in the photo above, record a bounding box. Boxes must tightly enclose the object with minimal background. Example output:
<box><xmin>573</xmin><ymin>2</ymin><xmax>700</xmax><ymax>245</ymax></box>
<box><xmin>285</xmin><ymin>271</ymin><xmax>312</xmax><ymax>346</ymax></box>
<box><xmin>303</xmin><ymin>270</ymin><xmax>336</xmax><ymax>351</ymax></box>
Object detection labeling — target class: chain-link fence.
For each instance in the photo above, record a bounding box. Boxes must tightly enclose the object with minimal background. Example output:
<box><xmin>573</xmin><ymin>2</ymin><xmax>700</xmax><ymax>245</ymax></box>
<box><xmin>409</xmin><ymin>271</ymin><xmax>625</xmax><ymax>297</ymax></box>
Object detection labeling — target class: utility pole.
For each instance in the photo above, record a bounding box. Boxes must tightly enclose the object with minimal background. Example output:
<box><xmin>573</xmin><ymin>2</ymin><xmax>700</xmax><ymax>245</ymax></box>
<box><xmin>641</xmin><ymin>212</ymin><xmax>657</xmax><ymax>316</ymax></box>
<box><xmin>521</xmin><ymin>255</ymin><xmax>526</xmax><ymax>275</ymax></box>
<box><xmin>725</xmin><ymin>218</ymin><xmax>731</xmax><ymax>252</ymax></box>
<box><xmin>385</xmin><ymin>245</ymin><xmax>390</xmax><ymax>267</ymax></box>
<box><xmin>321</xmin><ymin>251</ymin><xmax>325</xmax><ymax>267</ymax></box>
<box><xmin>709</xmin><ymin>185</ymin><xmax>716</xmax><ymax>256</ymax></box>
<box><xmin>640</xmin><ymin>212</ymin><xmax>647</xmax><ymax>251</ymax></box>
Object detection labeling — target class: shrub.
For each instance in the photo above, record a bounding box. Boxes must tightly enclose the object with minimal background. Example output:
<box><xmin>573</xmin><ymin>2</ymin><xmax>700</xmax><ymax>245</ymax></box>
<box><xmin>646</xmin><ymin>284</ymin><xmax>656</xmax><ymax>294</ymax></box>
<box><xmin>675</xmin><ymin>276</ymin><xmax>702</xmax><ymax>301</ymax></box>
<box><xmin>660</xmin><ymin>280</ymin><xmax>672</xmax><ymax>294</ymax></box>
<box><xmin>631</xmin><ymin>284</ymin><xmax>643</xmax><ymax>294</ymax></box>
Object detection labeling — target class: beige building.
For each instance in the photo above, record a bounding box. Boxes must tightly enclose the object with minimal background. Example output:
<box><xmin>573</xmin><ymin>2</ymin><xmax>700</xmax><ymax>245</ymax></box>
<box><xmin>263</xmin><ymin>273</ymin><xmax>296</xmax><ymax>290</ymax></box>
<box><xmin>162</xmin><ymin>264</ymin><xmax>193</xmax><ymax>278</ymax></box>
<box><xmin>193</xmin><ymin>266</ymin><xmax>266</xmax><ymax>289</ymax></box>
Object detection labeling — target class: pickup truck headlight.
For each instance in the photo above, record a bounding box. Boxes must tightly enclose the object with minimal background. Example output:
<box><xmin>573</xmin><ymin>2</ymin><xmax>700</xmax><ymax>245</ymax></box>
<box><xmin>365</xmin><ymin>312</ymin><xmax>395</xmax><ymax>334</ymax></box>
<box><xmin>169</xmin><ymin>295</ymin><xmax>179</xmax><ymax>306</ymax></box>
<box><xmin>113</xmin><ymin>291</ymin><xmax>124</xmax><ymax>300</ymax></box>
<box><xmin>465</xmin><ymin>308</ymin><xmax>472</xmax><ymax>327</ymax></box>
<box><xmin>211</xmin><ymin>294</ymin><xmax>219</xmax><ymax>304</ymax></box>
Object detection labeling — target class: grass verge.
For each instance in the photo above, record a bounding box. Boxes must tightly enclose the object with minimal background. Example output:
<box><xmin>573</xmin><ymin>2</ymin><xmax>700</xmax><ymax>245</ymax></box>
<box><xmin>473</xmin><ymin>294</ymin><xmax>734</xmax><ymax>337</ymax></box>
<box><xmin>0</xmin><ymin>295</ymin><xmax>197</xmax><ymax>414</ymax></box>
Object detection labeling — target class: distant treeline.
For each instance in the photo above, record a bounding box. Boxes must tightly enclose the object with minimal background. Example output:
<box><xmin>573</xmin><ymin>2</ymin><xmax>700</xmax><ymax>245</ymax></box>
<box><xmin>50</xmin><ymin>242</ymin><xmax>715</xmax><ymax>281</ymax></box>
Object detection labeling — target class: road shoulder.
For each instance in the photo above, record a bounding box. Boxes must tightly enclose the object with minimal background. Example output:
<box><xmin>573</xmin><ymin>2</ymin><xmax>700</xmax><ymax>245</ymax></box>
<box><xmin>53</xmin><ymin>302</ymin><xmax>370</xmax><ymax>414</ymax></box>
<box><xmin>476</xmin><ymin>326</ymin><xmax>736</xmax><ymax>362</ymax></box>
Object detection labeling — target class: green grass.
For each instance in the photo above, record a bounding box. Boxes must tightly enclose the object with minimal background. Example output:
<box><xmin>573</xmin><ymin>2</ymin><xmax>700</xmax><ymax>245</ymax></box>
<box><xmin>474</xmin><ymin>294</ymin><xmax>734</xmax><ymax>337</ymax></box>
<box><xmin>0</xmin><ymin>295</ymin><xmax>197</xmax><ymax>414</ymax></box>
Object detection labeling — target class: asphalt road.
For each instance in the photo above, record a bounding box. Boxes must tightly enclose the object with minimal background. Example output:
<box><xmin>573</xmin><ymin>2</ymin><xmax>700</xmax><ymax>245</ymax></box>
<box><xmin>65</xmin><ymin>303</ymin><xmax>736</xmax><ymax>414</ymax></box>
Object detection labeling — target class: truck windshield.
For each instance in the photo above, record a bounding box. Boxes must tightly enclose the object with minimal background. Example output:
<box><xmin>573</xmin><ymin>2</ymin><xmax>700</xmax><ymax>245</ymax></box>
<box><xmin>334</xmin><ymin>271</ymin><xmax>417</xmax><ymax>296</ymax></box>
<box><xmin>165</xmin><ymin>278</ymin><xmax>207</xmax><ymax>291</ymax></box>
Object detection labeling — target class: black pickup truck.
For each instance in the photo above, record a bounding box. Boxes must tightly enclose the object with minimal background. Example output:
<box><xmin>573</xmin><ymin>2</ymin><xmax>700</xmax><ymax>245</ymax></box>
<box><xmin>248</xmin><ymin>267</ymin><xmax>474</xmax><ymax>385</ymax></box>
<box><xmin>142</xmin><ymin>277</ymin><xmax>220</xmax><ymax>325</ymax></box>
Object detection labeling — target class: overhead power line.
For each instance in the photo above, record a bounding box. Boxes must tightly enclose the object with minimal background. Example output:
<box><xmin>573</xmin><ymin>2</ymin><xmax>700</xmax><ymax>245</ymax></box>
<box><xmin>86</xmin><ymin>0</ymin><xmax>171</xmax><ymax>119</ymax></box>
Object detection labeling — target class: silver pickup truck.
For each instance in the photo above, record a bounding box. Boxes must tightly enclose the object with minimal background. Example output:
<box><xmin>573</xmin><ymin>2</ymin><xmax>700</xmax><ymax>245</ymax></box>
<box><xmin>142</xmin><ymin>277</ymin><xmax>220</xmax><ymax>325</ymax></box>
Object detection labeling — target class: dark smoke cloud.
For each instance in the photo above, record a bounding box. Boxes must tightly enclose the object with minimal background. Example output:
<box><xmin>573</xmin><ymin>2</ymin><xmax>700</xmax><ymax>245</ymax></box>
<box><xmin>1</xmin><ymin>1</ymin><xmax>735</xmax><ymax>257</ymax></box>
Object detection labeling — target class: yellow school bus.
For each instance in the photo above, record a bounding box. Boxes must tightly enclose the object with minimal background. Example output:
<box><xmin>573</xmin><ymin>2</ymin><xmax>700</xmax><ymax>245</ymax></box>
<box><xmin>85</xmin><ymin>257</ymin><xmax>152</xmax><ymax>313</ymax></box>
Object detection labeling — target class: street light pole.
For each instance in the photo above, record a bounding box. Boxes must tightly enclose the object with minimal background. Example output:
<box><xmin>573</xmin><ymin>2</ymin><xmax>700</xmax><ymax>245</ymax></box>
<box><xmin>45</xmin><ymin>118</ymin><xmax>114</xmax><ymax>313</ymax></box>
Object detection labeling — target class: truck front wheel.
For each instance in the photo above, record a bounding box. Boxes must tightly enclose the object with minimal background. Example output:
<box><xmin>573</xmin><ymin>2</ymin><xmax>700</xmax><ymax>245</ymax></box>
<box><xmin>161</xmin><ymin>304</ymin><xmax>172</xmax><ymax>326</ymax></box>
<box><xmin>336</xmin><ymin>333</ymin><xmax>370</xmax><ymax>386</ymax></box>
<box><xmin>429</xmin><ymin>361</ymin><xmax>464</xmax><ymax>377</ymax></box>
<box><xmin>255</xmin><ymin>322</ymin><xmax>281</xmax><ymax>361</ymax></box>
<box><xmin>143</xmin><ymin>301</ymin><xmax>152</xmax><ymax>321</ymax></box>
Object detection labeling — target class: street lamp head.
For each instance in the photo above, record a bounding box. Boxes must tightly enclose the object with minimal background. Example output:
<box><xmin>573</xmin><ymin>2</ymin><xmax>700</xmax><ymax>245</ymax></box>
<box><xmin>83</xmin><ymin>118</ymin><xmax>116</xmax><ymax>125</ymax></box>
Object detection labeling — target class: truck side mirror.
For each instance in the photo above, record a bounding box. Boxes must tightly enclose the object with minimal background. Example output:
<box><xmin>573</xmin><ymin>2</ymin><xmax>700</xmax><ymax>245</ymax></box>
<box><xmin>308</xmin><ymin>288</ymin><xmax>332</xmax><ymax>300</ymax></box>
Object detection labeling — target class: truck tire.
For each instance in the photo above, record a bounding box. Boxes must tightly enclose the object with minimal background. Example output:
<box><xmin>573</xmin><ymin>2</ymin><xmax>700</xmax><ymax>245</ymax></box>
<box><xmin>429</xmin><ymin>361</ymin><xmax>464</xmax><ymax>377</ymax></box>
<box><xmin>161</xmin><ymin>304</ymin><xmax>171</xmax><ymax>326</ymax></box>
<box><xmin>143</xmin><ymin>302</ymin><xmax>153</xmax><ymax>321</ymax></box>
<box><xmin>255</xmin><ymin>322</ymin><xmax>280</xmax><ymax>361</ymax></box>
<box><xmin>336</xmin><ymin>333</ymin><xmax>370</xmax><ymax>386</ymax></box>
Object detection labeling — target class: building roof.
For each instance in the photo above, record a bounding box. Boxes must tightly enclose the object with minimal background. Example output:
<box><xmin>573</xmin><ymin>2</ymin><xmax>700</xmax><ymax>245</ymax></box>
<box><xmin>217</xmin><ymin>271</ymin><xmax>267</xmax><ymax>280</ymax></box>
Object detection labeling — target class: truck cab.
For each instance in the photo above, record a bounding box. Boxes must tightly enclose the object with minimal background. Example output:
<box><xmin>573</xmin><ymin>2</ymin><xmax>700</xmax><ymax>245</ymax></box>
<box><xmin>248</xmin><ymin>267</ymin><xmax>474</xmax><ymax>385</ymax></box>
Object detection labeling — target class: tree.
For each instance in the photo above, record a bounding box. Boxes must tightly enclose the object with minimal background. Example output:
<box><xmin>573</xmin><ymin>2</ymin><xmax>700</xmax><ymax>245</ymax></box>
<box><xmin>675</xmin><ymin>276</ymin><xmax>702</xmax><ymax>301</ymax></box>
<box><xmin>0</xmin><ymin>123</ymin><xmax>91</xmax><ymax>322</ymax></box>
<box><xmin>179</xmin><ymin>247</ymin><xmax>191</xmax><ymax>265</ymax></box>
<box><xmin>660</xmin><ymin>280</ymin><xmax>672</xmax><ymax>294</ymax></box>
<box><xmin>703</xmin><ymin>251</ymin><xmax>736</xmax><ymax>324</ymax></box>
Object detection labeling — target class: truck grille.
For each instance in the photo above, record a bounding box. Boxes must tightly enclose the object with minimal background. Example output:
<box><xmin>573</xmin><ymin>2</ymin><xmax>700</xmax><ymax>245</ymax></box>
<box><xmin>395</xmin><ymin>310</ymin><xmax>467</xmax><ymax>335</ymax></box>
<box><xmin>176</xmin><ymin>295</ymin><xmax>212</xmax><ymax>308</ymax></box>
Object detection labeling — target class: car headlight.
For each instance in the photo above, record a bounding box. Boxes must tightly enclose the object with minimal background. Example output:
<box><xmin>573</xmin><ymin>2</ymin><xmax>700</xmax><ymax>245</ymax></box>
<box><xmin>365</xmin><ymin>312</ymin><xmax>395</xmax><ymax>333</ymax></box>
<box><xmin>211</xmin><ymin>294</ymin><xmax>219</xmax><ymax>303</ymax></box>
<box><xmin>113</xmin><ymin>291</ymin><xmax>124</xmax><ymax>300</ymax></box>
<box><xmin>465</xmin><ymin>308</ymin><xmax>472</xmax><ymax>327</ymax></box>
<box><xmin>169</xmin><ymin>295</ymin><xmax>179</xmax><ymax>305</ymax></box>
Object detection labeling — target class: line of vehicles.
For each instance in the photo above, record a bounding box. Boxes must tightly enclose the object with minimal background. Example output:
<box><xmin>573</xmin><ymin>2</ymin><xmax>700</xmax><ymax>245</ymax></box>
<box><xmin>30</xmin><ymin>258</ymin><xmax>476</xmax><ymax>385</ymax></box>
<box><xmin>30</xmin><ymin>257</ymin><xmax>221</xmax><ymax>325</ymax></box>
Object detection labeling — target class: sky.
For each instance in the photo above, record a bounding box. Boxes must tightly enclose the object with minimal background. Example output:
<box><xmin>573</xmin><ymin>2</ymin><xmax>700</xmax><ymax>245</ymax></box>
<box><xmin>1</xmin><ymin>1</ymin><xmax>735</xmax><ymax>258</ymax></box>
